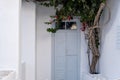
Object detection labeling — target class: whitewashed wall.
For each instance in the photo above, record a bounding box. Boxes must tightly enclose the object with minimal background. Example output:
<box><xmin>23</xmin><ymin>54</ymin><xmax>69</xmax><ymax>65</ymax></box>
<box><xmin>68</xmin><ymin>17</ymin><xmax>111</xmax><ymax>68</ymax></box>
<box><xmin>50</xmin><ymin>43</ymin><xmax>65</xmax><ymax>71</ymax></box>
<box><xmin>21</xmin><ymin>0</ymin><xmax>120</xmax><ymax>80</ymax></box>
<box><xmin>36</xmin><ymin>5</ymin><xmax>55</xmax><ymax>80</ymax></box>
<box><xmin>100</xmin><ymin>0</ymin><xmax>120</xmax><ymax>80</ymax></box>
<box><xmin>0</xmin><ymin>0</ymin><xmax>21</xmax><ymax>78</ymax></box>
<box><xmin>20</xmin><ymin>1</ymin><xmax>36</xmax><ymax>80</ymax></box>
<box><xmin>80</xmin><ymin>31</ymin><xmax>90</xmax><ymax>79</ymax></box>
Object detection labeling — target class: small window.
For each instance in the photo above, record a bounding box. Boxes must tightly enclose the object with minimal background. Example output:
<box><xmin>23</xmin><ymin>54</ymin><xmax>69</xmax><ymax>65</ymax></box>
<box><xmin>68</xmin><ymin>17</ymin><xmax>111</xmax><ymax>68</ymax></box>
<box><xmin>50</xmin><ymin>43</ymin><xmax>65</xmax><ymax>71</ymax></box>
<box><xmin>55</xmin><ymin>21</ymin><xmax>77</xmax><ymax>30</ymax></box>
<box><xmin>56</xmin><ymin>22</ymin><xmax>65</xmax><ymax>29</ymax></box>
<box><xmin>66</xmin><ymin>22</ymin><xmax>77</xmax><ymax>30</ymax></box>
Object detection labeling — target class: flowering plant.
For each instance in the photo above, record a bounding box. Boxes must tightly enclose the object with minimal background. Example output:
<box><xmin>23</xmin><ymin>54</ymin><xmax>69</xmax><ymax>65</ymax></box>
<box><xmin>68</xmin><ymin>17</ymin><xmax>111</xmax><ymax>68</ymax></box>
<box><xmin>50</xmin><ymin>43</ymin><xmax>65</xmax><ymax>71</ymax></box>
<box><xmin>34</xmin><ymin>0</ymin><xmax>106</xmax><ymax>74</ymax></box>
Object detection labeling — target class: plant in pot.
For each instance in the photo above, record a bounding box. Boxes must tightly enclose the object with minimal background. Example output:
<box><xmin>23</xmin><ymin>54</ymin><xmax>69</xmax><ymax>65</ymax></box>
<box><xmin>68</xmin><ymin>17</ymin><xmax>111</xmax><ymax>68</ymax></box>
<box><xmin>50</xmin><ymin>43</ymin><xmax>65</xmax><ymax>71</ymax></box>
<box><xmin>33</xmin><ymin>0</ymin><xmax>106</xmax><ymax>74</ymax></box>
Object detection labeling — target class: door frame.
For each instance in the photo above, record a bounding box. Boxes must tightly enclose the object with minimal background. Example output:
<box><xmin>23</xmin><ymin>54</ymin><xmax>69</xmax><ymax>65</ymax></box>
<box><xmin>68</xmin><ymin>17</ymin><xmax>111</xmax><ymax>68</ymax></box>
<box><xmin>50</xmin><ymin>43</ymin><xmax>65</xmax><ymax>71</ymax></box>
<box><xmin>51</xmin><ymin>19</ymin><xmax>81</xmax><ymax>80</ymax></box>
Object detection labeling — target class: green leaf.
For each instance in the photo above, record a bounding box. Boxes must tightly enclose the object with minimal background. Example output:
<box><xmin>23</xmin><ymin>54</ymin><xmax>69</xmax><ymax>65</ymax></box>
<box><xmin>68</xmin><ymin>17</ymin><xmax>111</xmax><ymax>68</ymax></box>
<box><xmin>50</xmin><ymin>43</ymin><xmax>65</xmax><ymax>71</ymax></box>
<box><xmin>82</xmin><ymin>0</ymin><xmax>85</xmax><ymax>2</ymax></box>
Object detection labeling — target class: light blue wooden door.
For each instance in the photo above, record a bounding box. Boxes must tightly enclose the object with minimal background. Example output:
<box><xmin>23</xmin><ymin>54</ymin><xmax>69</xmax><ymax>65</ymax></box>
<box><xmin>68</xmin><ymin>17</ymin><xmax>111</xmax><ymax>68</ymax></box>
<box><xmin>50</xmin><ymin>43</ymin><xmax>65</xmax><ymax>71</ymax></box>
<box><xmin>53</xmin><ymin>21</ymin><xmax>80</xmax><ymax>80</ymax></box>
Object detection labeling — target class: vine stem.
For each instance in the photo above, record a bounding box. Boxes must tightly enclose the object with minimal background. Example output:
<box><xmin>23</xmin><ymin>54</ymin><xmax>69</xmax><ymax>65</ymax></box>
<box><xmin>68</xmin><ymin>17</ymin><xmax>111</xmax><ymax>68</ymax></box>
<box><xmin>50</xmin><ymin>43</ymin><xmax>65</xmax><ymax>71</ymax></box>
<box><xmin>87</xmin><ymin>2</ymin><xmax>106</xmax><ymax>74</ymax></box>
<box><xmin>94</xmin><ymin>3</ymin><xmax>106</xmax><ymax>26</ymax></box>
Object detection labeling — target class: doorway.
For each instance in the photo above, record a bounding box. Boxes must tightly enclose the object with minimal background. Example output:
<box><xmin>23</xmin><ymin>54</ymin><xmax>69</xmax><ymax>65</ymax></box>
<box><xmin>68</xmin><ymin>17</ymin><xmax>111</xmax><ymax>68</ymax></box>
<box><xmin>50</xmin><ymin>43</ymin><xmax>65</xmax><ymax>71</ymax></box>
<box><xmin>52</xmin><ymin>20</ymin><xmax>81</xmax><ymax>80</ymax></box>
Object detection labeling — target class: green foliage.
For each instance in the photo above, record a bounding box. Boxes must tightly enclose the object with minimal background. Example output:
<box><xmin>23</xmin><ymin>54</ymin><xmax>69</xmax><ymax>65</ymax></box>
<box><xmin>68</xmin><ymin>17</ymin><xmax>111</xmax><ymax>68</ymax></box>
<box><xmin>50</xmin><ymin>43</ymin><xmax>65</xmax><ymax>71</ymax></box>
<box><xmin>35</xmin><ymin>0</ymin><xmax>106</xmax><ymax>74</ymax></box>
<box><xmin>47</xmin><ymin>28</ymin><xmax>57</xmax><ymax>33</ymax></box>
<box><xmin>36</xmin><ymin>0</ymin><xmax>106</xmax><ymax>33</ymax></box>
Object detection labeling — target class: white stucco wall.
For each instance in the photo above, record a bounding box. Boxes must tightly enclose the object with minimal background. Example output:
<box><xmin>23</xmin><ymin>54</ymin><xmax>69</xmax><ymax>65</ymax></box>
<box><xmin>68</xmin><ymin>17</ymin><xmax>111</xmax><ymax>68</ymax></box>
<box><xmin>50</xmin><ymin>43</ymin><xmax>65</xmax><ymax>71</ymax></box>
<box><xmin>0</xmin><ymin>0</ymin><xmax>21</xmax><ymax>78</ymax></box>
<box><xmin>100</xmin><ymin>0</ymin><xmax>120</xmax><ymax>80</ymax></box>
<box><xmin>36</xmin><ymin>5</ymin><xmax>55</xmax><ymax>80</ymax></box>
<box><xmin>21</xmin><ymin>0</ymin><xmax>120</xmax><ymax>80</ymax></box>
<box><xmin>20</xmin><ymin>1</ymin><xmax>36</xmax><ymax>80</ymax></box>
<box><xmin>80</xmin><ymin>31</ymin><xmax>90</xmax><ymax>79</ymax></box>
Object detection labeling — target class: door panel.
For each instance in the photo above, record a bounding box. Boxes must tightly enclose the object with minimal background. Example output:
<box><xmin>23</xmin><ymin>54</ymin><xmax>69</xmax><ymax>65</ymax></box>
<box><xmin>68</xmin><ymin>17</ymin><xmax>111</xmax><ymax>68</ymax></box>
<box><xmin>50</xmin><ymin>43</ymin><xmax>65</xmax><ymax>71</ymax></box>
<box><xmin>66</xmin><ymin>31</ymin><xmax>78</xmax><ymax>56</ymax></box>
<box><xmin>55</xmin><ymin>31</ymin><xmax>66</xmax><ymax>56</ymax></box>
<box><xmin>66</xmin><ymin>56</ymin><xmax>78</xmax><ymax>80</ymax></box>
<box><xmin>55</xmin><ymin>31</ymin><xmax>66</xmax><ymax>80</ymax></box>
<box><xmin>55</xmin><ymin>56</ymin><xmax>66</xmax><ymax>80</ymax></box>
<box><xmin>54</xmin><ymin>29</ymin><xmax>79</xmax><ymax>80</ymax></box>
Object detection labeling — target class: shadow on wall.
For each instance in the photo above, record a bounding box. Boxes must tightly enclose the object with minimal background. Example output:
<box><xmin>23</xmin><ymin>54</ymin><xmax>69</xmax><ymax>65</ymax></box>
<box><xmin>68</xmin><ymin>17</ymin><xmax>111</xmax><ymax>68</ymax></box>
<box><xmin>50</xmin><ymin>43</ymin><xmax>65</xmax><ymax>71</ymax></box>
<box><xmin>100</xmin><ymin>0</ymin><xmax>119</xmax><ymax>40</ymax></box>
<box><xmin>100</xmin><ymin>0</ymin><xmax>120</xmax><ymax>80</ymax></box>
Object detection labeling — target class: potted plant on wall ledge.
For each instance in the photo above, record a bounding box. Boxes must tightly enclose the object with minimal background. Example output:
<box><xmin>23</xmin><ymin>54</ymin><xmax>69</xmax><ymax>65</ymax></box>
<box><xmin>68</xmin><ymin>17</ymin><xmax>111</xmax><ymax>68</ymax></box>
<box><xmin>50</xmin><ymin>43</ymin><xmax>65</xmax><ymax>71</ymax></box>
<box><xmin>32</xmin><ymin>0</ymin><xmax>107</xmax><ymax>75</ymax></box>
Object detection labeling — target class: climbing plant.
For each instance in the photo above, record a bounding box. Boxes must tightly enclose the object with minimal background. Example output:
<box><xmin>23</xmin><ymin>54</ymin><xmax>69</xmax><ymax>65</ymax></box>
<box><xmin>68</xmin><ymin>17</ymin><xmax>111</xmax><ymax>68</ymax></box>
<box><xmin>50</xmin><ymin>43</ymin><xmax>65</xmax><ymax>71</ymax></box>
<box><xmin>34</xmin><ymin>0</ymin><xmax>106</xmax><ymax>74</ymax></box>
